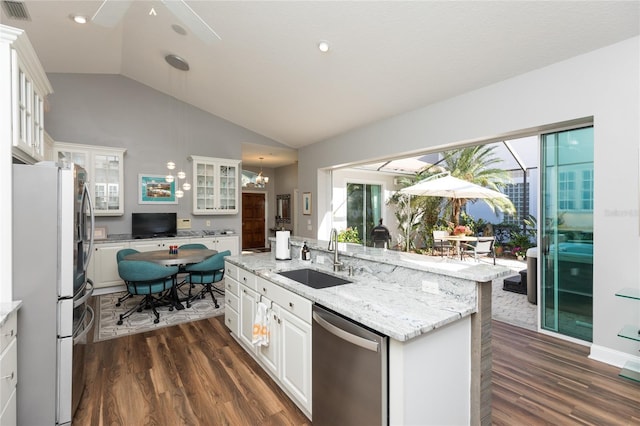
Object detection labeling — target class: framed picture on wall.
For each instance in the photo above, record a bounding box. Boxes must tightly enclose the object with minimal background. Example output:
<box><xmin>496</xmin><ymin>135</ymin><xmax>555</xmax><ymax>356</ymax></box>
<box><xmin>303</xmin><ymin>192</ymin><xmax>312</xmax><ymax>215</ymax></box>
<box><xmin>138</xmin><ymin>174</ymin><xmax>177</xmax><ymax>204</ymax></box>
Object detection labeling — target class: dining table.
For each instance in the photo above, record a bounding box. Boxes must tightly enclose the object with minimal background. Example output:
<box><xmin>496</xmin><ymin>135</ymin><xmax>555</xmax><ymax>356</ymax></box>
<box><xmin>124</xmin><ymin>248</ymin><xmax>218</xmax><ymax>309</ymax></box>
<box><xmin>124</xmin><ymin>248</ymin><xmax>218</xmax><ymax>266</ymax></box>
<box><xmin>443</xmin><ymin>235</ymin><xmax>479</xmax><ymax>259</ymax></box>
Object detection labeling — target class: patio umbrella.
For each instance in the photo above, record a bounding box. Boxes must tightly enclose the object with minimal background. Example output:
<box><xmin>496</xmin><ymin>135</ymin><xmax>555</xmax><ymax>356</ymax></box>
<box><xmin>400</xmin><ymin>173</ymin><xmax>507</xmax><ymax>199</ymax></box>
<box><xmin>399</xmin><ymin>173</ymin><xmax>508</xmax><ymax>226</ymax></box>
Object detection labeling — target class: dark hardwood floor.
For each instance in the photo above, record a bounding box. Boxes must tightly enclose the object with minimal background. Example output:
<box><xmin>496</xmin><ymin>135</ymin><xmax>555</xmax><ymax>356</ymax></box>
<box><xmin>74</xmin><ymin>315</ymin><xmax>640</xmax><ymax>425</ymax></box>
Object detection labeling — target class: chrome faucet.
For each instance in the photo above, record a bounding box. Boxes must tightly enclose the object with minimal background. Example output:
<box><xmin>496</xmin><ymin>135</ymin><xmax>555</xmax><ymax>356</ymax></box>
<box><xmin>329</xmin><ymin>228</ymin><xmax>343</xmax><ymax>272</ymax></box>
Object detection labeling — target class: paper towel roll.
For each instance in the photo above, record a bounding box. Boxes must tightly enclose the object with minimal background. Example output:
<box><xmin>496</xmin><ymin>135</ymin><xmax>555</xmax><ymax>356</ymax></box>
<box><xmin>275</xmin><ymin>231</ymin><xmax>291</xmax><ymax>260</ymax></box>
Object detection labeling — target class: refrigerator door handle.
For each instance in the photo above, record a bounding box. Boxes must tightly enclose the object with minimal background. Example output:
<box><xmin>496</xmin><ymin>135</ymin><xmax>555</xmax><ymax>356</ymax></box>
<box><xmin>73</xmin><ymin>306</ymin><xmax>94</xmax><ymax>345</ymax></box>
<box><xmin>82</xmin><ymin>182</ymin><xmax>95</xmax><ymax>271</ymax></box>
<box><xmin>73</xmin><ymin>279</ymin><xmax>94</xmax><ymax>308</ymax></box>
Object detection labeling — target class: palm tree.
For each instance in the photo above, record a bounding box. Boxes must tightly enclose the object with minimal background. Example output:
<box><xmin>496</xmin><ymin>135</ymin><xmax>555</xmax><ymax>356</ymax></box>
<box><xmin>421</xmin><ymin>145</ymin><xmax>516</xmax><ymax>226</ymax></box>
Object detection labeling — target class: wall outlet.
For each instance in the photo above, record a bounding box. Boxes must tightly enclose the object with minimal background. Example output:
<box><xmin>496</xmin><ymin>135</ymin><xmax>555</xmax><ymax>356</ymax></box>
<box><xmin>316</xmin><ymin>255</ymin><xmax>325</xmax><ymax>264</ymax></box>
<box><xmin>422</xmin><ymin>280</ymin><xmax>439</xmax><ymax>294</ymax></box>
<box><xmin>206</xmin><ymin>220</ymin><xmax>211</xmax><ymax>227</ymax></box>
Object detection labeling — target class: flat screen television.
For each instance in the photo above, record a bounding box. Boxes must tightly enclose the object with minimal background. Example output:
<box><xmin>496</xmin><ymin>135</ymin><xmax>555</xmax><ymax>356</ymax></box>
<box><xmin>132</xmin><ymin>213</ymin><xmax>177</xmax><ymax>238</ymax></box>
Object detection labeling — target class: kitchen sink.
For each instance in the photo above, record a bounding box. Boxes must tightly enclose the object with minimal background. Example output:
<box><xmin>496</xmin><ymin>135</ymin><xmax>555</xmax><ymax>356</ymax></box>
<box><xmin>277</xmin><ymin>268</ymin><xmax>352</xmax><ymax>289</ymax></box>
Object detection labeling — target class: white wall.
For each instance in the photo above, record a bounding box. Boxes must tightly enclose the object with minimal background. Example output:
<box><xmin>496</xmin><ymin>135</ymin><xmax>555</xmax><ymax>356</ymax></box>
<box><xmin>298</xmin><ymin>37</ymin><xmax>640</xmax><ymax>364</ymax></box>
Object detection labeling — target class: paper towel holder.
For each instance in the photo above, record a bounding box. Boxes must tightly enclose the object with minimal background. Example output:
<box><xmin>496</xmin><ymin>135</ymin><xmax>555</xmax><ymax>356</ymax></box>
<box><xmin>275</xmin><ymin>230</ymin><xmax>291</xmax><ymax>260</ymax></box>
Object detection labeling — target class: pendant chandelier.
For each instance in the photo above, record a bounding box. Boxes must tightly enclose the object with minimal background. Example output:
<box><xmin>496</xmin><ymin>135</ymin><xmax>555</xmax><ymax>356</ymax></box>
<box><xmin>255</xmin><ymin>157</ymin><xmax>269</xmax><ymax>187</ymax></box>
<box><xmin>164</xmin><ymin>53</ymin><xmax>192</xmax><ymax>198</ymax></box>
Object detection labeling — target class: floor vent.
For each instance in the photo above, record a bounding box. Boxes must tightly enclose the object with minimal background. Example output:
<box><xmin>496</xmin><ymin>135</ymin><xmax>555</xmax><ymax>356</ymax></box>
<box><xmin>2</xmin><ymin>1</ymin><xmax>30</xmax><ymax>21</ymax></box>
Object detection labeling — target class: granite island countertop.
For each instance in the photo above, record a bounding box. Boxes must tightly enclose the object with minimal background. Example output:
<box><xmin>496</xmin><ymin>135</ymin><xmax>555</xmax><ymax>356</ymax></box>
<box><xmin>0</xmin><ymin>300</ymin><xmax>22</xmax><ymax>326</ymax></box>
<box><xmin>226</xmin><ymin>241</ymin><xmax>511</xmax><ymax>341</ymax></box>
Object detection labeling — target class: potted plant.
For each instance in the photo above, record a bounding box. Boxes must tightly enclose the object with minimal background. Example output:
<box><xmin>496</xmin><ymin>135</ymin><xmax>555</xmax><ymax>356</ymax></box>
<box><xmin>453</xmin><ymin>225</ymin><xmax>473</xmax><ymax>236</ymax></box>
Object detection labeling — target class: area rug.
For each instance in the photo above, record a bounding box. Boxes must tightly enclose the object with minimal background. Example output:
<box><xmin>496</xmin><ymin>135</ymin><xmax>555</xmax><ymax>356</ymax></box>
<box><xmin>94</xmin><ymin>289</ymin><xmax>225</xmax><ymax>342</ymax></box>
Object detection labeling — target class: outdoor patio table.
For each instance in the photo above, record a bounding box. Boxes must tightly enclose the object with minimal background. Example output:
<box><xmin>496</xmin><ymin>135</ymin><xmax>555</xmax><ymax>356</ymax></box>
<box><xmin>444</xmin><ymin>235</ymin><xmax>478</xmax><ymax>260</ymax></box>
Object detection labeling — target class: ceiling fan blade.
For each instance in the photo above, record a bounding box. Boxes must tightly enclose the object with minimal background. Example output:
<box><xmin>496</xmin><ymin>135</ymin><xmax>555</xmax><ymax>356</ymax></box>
<box><xmin>161</xmin><ymin>0</ymin><xmax>221</xmax><ymax>44</ymax></box>
<box><xmin>91</xmin><ymin>0</ymin><xmax>132</xmax><ymax>27</ymax></box>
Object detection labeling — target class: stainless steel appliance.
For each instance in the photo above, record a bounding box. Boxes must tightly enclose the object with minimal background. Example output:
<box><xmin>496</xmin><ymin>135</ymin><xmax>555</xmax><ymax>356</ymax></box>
<box><xmin>312</xmin><ymin>304</ymin><xmax>388</xmax><ymax>425</ymax></box>
<box><xmin>12</xmin><ymin>162</ymin><xmax>95</xmax><ymax>425</ymax></box>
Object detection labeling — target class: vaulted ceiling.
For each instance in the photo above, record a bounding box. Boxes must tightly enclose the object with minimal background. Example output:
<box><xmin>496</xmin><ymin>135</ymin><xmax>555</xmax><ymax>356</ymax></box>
<box><xmin>2</xmin><ymin>1</ymin><xmax>638</xmax><ymax>167</ymax></box>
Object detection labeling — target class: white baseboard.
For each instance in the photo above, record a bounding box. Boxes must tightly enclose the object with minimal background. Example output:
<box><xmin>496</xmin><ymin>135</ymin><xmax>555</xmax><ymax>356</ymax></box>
<box><xmin>590</xmin><ymin>344</ymin><xmax>640</xmax><ymax>368</ymax></box>
<box><xmin>92</xmin><ymin>284</ymin><xmax>126</xmax><ymax>296</ymax></box>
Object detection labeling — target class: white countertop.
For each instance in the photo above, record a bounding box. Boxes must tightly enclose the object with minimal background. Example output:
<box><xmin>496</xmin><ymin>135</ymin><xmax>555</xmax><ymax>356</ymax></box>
<box><xmin>226</xmin><ymin>240</ymin><xmax>511</xmax><ymax>341</ymax></box>
<box><xmin>0</xmin><ymin>301</ymin><xmax>22</xmax><ymax>326</ymax></box>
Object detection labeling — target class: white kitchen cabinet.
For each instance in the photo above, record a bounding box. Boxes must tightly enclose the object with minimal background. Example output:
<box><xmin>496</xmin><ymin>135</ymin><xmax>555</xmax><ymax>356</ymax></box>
<box><xmin>189</xmin><ymin>156</ymin><xmax>240</xmax><ymax>215</ymax></box>
<box><xmin>53</xmin><ymin>142</ymin><xmax>126</xmax><ymax>216</ymax></box>
<box><xmin>192</xmin><ymin>235</ymin><xmax>239</xmax><ymax>255</ymax></box>
<box><xmin>256</xmin><ymin>299</ymin><xmax>280</xmax><ymax>377</ymax></box>
<box><xmin>223</xmin><ymin>275</ymin><xmax>240</xmax><ymax>335</ymax></box>
<box><xmin>224</xmin><ymin>262</ymin><xmax>312</xmax><ymax>416</ymax></box>
<box><xmin>239</xmin><ymin>284</ymin><xmax>258</xmax><ymax>353</ymax></box>
<box><xmin>0</xmin><ymin>310</ymin><xmax>18</xmax><ymax>426</ymax></box>
<box><xmin>256</xmin><ymin>277</ymin><xmax>312</xmax><ymax>413</ymax></box>
<box><xmin>279</xmin><ymin>308</ymin><xmax>312</xmax><ymax>412</ymax></box>
<box><xmin>1</xmin><ymin>25</ymin><xmax>53</xmax><ymax>164</ymax></box>
<box><xmin>129</xmin><ymin>238</ymin><xmax>191</xmax><ymax>252</ymax></box>
<box><xmin>89</xmin><ymin>242</ymin><xmax>129</xmax><ymax>289</ymax></box>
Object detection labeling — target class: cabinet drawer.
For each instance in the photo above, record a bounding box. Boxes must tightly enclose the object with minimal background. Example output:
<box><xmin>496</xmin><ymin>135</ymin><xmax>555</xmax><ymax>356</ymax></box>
<box><xmin>226</xmin><ymin>291</ymin><xmax>239</xmax><ymax>312</ymax></box>
<box><xmin>225</xmin><ymin>308</ymin><xmax>238</xmax><ymax>335</ymax></box>
<box><xmin>257</xmin><ymin>278</ymin><xmax>312</xmax><ymax>323</ymax></box>
<box><xmin>0</xmin><ymin>313</ymin><xmax>16</xmax><ymax>354</ymax></box>
<box><xmin>225</xmin><ymin>278</ymin><xmax>239</xmax><ymax>297</ymax></box>
<box><xmin>0</xmin><ymin>338</ymin><xmax>17</xmax><ymax>413</ymax></box>
<box><xmin>225</xmin><ymin>262</ymin><xmax>238</xmax><ymax>280</ymax></box>
<box><xmin>238</xmin><ymin>268</ymin><xmax>257</xmax><ymax>291</ymax></box>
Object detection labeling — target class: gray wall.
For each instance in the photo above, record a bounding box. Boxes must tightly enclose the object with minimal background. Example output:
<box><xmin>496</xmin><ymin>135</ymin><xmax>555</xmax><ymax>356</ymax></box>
<box><xmin>45</xmin><ymin>73</ymin><xmax>288</xmax><ymax>236</ymax></box>
<box><xmin>298</xmin><ymin>37</ymin><xmax>640</xmax><ymax>365</ymax></box>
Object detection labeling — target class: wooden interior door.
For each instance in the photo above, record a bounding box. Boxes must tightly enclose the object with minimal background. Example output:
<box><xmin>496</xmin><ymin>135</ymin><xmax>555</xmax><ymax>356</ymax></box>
<box><xmin>242</xmin><ymin>192</ymin><xmax>266</xmax><ymax>249</ymax></box>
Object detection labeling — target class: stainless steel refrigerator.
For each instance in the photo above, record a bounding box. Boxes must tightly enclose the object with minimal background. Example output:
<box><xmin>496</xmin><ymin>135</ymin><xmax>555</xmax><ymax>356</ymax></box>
<box><xmin>12</xmin><ymin>162</ymin><xmax>95</xmax><ymax>425</ymax></box>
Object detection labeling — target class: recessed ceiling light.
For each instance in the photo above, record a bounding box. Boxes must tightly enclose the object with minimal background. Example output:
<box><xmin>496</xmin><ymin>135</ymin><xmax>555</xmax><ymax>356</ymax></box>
<box><xmin>69</xmin><ymin>14</ymin><xmax>88</xmax><ymax>24</ymax></box>
<box><xmin>318</xmin><ymin>40</ymin><xmax>330</xmax><ymax>53</ymax></box>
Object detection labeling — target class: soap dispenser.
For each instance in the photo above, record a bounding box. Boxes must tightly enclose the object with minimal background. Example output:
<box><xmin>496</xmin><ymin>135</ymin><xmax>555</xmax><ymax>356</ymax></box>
<box><xmin>301</xmin><ymin>241</ymin><xmax>311</xmax><ymax>261</ymax></box>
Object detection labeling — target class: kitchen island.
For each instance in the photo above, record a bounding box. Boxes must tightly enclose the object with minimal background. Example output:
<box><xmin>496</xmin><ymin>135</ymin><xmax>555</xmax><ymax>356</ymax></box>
<box><xmin>225</xmin><ymin>237</ymin><xmax>511</xmax><ymax>425</ymax></box>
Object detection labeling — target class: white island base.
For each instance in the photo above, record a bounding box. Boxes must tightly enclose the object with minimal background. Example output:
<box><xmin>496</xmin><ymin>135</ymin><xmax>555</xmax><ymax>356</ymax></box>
<box><xmin>390</xmin><ymin>316</ymin><xmax>471</xmax><ymax>425</ymax></box>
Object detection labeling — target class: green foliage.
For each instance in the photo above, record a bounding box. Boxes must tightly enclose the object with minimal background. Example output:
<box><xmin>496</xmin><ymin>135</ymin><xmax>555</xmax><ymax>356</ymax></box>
<box><xmin>337</xmin><ymin>227</ymin><xmax>361</xmax><ymax>243</ymax></box>
<box><xmin>417</xmin><ymin>146</ymin><xmax>516</xmax><ymax>226</ymax></box>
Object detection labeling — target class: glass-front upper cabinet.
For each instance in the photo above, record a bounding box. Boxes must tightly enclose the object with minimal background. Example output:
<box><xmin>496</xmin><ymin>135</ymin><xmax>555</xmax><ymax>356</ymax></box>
<box><xmin>3</xmin><ymin>25</ymin><xmax>53</xmax><ymax>163</ymax></box>
<box><xmin>53</xmin><ymin>142</ymin><xmax>127</xmax><ymax>216</ymax></box>
<box><xmin>190</xmin><ymin>155</ymin><xmax>240</xmax><ymax>215</ymax></box>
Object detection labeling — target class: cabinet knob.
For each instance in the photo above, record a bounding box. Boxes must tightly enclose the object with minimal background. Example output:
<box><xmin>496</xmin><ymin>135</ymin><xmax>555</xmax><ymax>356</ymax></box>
<box><xmin>289</xmin><ymin>302</ymin><xmax>294</xmax><ymax>308</ymax></box>
<box><xmin>243</xmin><ymin>277</ymin><xmax>246</xmax><ymax>282</ymax></box>
<box><xmin>262</xmin><ymin>287</ymin><xmax>267</xmax><ymax>293</ymax></box>
<box><xmin>4</xmin><ymin>329</ymin><xmax>14</xmax><ymax>337</ymax></box>
<box><xmin>2</xmin><ymin>372</ymin><xmax>14</xmax><ymax>380</ymax></box>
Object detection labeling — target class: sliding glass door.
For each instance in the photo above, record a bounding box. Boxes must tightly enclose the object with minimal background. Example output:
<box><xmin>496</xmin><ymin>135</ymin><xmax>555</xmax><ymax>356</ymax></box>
<box><xmin>346</xmin><ymin>183</ymin><xmax>382</xmax><ymax>246</ymax></box>
<box><xmin>540</xmin><ymin>126</ymin><xmax>594</xmax><ymax>341</ymax></box>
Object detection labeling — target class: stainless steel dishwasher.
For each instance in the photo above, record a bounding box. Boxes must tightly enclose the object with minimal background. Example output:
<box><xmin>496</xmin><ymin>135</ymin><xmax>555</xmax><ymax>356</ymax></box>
<box><xmin>312</xmin><ymin>304</ymin><xmax>388</xmax><ymax>425</ymax></box>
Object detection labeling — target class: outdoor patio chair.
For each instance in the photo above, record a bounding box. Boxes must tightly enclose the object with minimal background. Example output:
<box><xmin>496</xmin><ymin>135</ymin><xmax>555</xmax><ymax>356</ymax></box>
<box><xmin>460</xmin><ymin>237</ymin><xmax>496</xmax><ymax>265</ymax></box>
<box><xmin>433</xmin><ymin>230</ymin><xmax>454</xmax><ymax>257</ymax></box>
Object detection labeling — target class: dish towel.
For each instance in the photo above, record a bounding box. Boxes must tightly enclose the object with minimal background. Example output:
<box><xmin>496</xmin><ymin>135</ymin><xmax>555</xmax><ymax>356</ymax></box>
<box><xmin>252</xmin><ymin>301</ymin><xmax>270</xmax><ymax>346</ymax></box>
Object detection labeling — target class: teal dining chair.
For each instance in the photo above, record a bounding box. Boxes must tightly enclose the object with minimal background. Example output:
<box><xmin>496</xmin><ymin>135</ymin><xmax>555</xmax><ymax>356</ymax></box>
<box><xmin>115</xmin><ymin>248</ymin><xmax>140</xmax><ymax>307</ymax></box>
<box><xmin>178</xmin><ymin>243</ymin><xmax>208</xmax><ymax>250</ymax></box>
<box><xmin>116</xmin><ymin>260</ymin><xmax>179</xmax><ymax>324</ymax></box>
<box><xmin>183</xmin><ymin>250</ymin><xmax>231</xmax><ymax>308</ymax></box>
